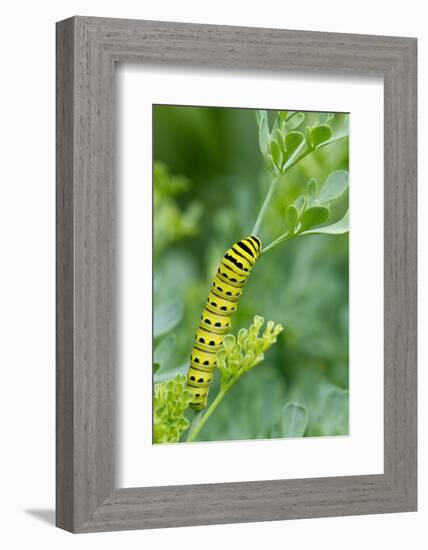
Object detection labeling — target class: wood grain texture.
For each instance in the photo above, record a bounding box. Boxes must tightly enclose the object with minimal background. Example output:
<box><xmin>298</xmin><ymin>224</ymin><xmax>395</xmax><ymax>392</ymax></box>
<box><xmin>56</xmin><ymin>16</ymin><xmax>417</xmax><ymax>533</ymax></box>
<box><xmin>56</xmin><ymin>17</ymin><xmax>75</xmax><ymax>532</ymax></box>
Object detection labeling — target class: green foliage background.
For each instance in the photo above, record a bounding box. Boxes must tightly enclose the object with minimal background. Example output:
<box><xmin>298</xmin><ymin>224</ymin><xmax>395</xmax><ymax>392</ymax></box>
<box><xmin>153</xmin><ymin>105</ymin><xmax>349</xmax><ymax>442</ymax></box>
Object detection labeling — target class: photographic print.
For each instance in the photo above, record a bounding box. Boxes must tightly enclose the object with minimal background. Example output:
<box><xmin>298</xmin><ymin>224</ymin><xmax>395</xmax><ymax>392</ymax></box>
<box><xmin>153</xmin><ymin>105</ymin><xmax>349</xmax><ymax>444</ymax></box>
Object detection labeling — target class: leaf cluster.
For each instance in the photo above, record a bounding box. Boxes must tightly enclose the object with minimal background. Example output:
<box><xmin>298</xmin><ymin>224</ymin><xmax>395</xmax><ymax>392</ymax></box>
<box><xmin>154</xmin><ymin>162</ymin><xmax>202</xmax><ymax>254</ymax></box>
<box><xmin>256</xmin><ymin>110</ymin><xmax>347</xmax><ymax>176</ymax></box>
<box><xmin>217</xmin><ymin>316</ymin><xmax>284</xmax><ymax>389</ymax></box>
<box><xmin>285</xmin><ymin>170</ymin><xmax>349</xmax><ymax>236</ymax></box>
<box><xmin>153</xmin><ymin>374</ymin><xmax>193</xmax><ymax>443</ymax></box>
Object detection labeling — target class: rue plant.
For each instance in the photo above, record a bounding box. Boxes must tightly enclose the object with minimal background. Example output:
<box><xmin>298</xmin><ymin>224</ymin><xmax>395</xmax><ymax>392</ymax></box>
<box><xmin>253</xmin><ymin>109</ymin><xmax>349</xmax><ymax>250</ymax></box>
<box><xmin>186</xmin><ymin>316</ymin><xmax>283</xmax><ymax>442</ymax></box>
<box><xmin>153</xmin><ymin>374</ymin><xmax>193</xmax><ymax>443</ymax></box>
<box><xmin>153</xmin><ymin>109</ymin><xmax>349</xmax><ymax>444</ymax></box>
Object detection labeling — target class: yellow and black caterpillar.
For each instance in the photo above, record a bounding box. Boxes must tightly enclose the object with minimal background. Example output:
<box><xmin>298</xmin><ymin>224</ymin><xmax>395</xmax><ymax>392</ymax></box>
<box><xmin>187</xmin><ymin>235</ymin><xmax>262</xmax><ymax>410</ymax></box>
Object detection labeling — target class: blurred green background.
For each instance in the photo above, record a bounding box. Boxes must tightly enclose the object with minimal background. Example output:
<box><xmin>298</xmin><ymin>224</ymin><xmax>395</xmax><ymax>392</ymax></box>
<box><xmin>153</xmin><ymin>105</ymin><xmax>349</xmax><ymax>442</ymax></box>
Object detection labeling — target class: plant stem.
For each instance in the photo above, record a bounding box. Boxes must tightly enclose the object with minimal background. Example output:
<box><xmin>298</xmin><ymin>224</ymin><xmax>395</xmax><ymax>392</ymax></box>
<box><xmin>186</xmin><ymin>382</ymin><xmax>233</xmax><ymax>442</ymax></box>
<box><xmin>187</xmin><ymin>410</ymin><xmax>203</xmax><ymax>437</ymax></box>
<box><xmin>261</xmin><ymin>232</ymin><xmax>294</xmax><ymax>255</ymax></box>
<box><xmin>251</xmin><ymin>176</ymin><xmax>279</xmax><ymax>236</ymax></box>
<box><xmin>251</xmin><ymin>147</ymin><xmax>310</xmax><ymax>239</ymax></box>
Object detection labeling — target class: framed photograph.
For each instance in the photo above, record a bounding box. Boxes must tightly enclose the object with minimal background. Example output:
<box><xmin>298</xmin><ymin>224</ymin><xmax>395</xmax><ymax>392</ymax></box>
<box><xmin>56</xmin><ymin>16</ymin><xmax>417</xmax><ymax>532</ymax></box>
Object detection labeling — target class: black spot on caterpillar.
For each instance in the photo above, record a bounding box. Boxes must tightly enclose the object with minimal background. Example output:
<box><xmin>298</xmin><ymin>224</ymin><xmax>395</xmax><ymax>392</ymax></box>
<box><xmin>186</xmin><ymin>236</ymin><xmax>262</xmax><ymax>410</ymax></box>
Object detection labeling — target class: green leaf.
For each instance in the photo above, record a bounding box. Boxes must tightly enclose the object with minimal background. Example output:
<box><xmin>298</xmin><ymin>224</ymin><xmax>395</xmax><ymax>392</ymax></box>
<box><xmin>278</xmin><ymin>111</ymin><xmax>289</xmax><ymax>125</ymax></box>
<box><xmin>320</xmin><ymin>390</ymin><xmax>349</xmax><ymax>435</ymax></box>
<box><xmin>154</xmin><ymin>301</ymin><xmax>183</xmax><ymax>338</ymax></box>
<box><xmin>317</xmin><ymin>115</ymin><xmax>349</xmax><ymax>149</ymax></box>
<box><xmin>272</xmin><ymin>128</ymin><xmax>285</xmax><ymax>151</ymax></box>
<box><xmin>256</xmin><ymin>110</ymin><xmax>270</xmax><ymax>156</ymax></box>
<box><xmin>301</xmin><ymin>210</ymin><xmax>349</xmax><ymax>235</ymax></box>
<box><xmin>223</xmin><ymin>333</ymin><xmax>236</xmax><ymax>350</ymax></box>
<box><xmin>255</xmin><ymin>109</ymin><xmax>264</xmax><ymax>125</ymax></box>
<box><xmin>263</xmin><ymin>154</ymin><xmax>277</xmax><ymax>174</ymax></box>
<box><xmin>154</xmin><ymin>363</ymin><xmax>189</xmax><ymax>383</ymax></box>
<box><xmin>311</xmin><ymin>124</ymin><xmax>333</xmax><ymax>148</ymax></box>
<box><xmin>153</xmin><ymin>363</ymin><xmax>161</xmax><ymax>374</ymax></box>
<box><xmin>285</xmin><ymin>131</ymin><xmax>305</xmax><ymax>158</ymax></box>
<box><xmin>293</xmin><ymin>195</ymin><xmax>306</xmax><ymax>217</ymax></box>
<box><xmin>286</xmin><ymin>205</ymin><xmax>299</xmax><ymax>234</ymax></box>
<box><xmin>282</xmin><ymin>134</ymin><xmax>307</xmax><ymax>172</ymax></box>
<box><xmin>280</xmin><ymin>403</ymin><xmax>308</xmax><ymax>437</ymax></box>
<box><xmin>317</xmin><ymin>170</ymin><xmax>349</xmax><ymax>203</ymax></box>
<box><xmin>284</xmin><ymin>112</ymin><xmax>305</xmax><ymax>131</ymax></box>
<box><xmin>269</xmin><ymin>139</ymin><xmax>283</xmax><ymax>169</ymax></box>
<box><xmin>318</xmin><ymin>112</ymin><xmax>335</xmax><ymax>124</ymax></box>
<box><xmin>154</xmin><ymin>334</ymin><xmax>177</xmax><ymax>367</ymax></box>
<box><xmin>307</xmin><ymin>177</ymin><xmax>317</xmax><ymax>199</ymax></box>
<box><xmin>299</xmin><ymin>206</ymin><xmax>330</xmax><ymax>232</ymax></box>
<box><xmin>306</xmin><ymin>178</ymin><xmax>318</xmax><ymax>207</ymax></box>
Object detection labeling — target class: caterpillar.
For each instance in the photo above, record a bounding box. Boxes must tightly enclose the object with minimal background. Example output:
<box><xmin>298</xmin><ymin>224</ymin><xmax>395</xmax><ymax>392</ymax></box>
<box><xmin>186</xmin><ymin>235</ymin><xmax>262</xmax><ymax>410</ymax></box>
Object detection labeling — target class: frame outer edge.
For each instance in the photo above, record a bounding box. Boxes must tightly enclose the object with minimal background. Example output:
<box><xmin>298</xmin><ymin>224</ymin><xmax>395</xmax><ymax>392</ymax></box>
<box><xmin>55</xmin><ymin>16</ymin><xmax>418</xmax><ymax>532</ymax></box>
<box><xmin>72</xmin><ymin>16</ymin><xmax>116</xmax><ymax>531</ymax></box>
<box><xmin>387</xmin><ymin>38</ymin><xmax>417</xmax><ymax>509</ymax></box>
<box><xmin>56</xmin><ymin>16</ymin><xmax>76</xmax><ymax>532</ymax></box>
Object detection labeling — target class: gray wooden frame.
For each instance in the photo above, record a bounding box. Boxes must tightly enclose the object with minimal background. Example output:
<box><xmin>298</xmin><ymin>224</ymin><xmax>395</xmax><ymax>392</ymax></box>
<box><xmin>56</xmin><ymin>16</ymin><xmax>417</xmax><ymax>533</ymax></box>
